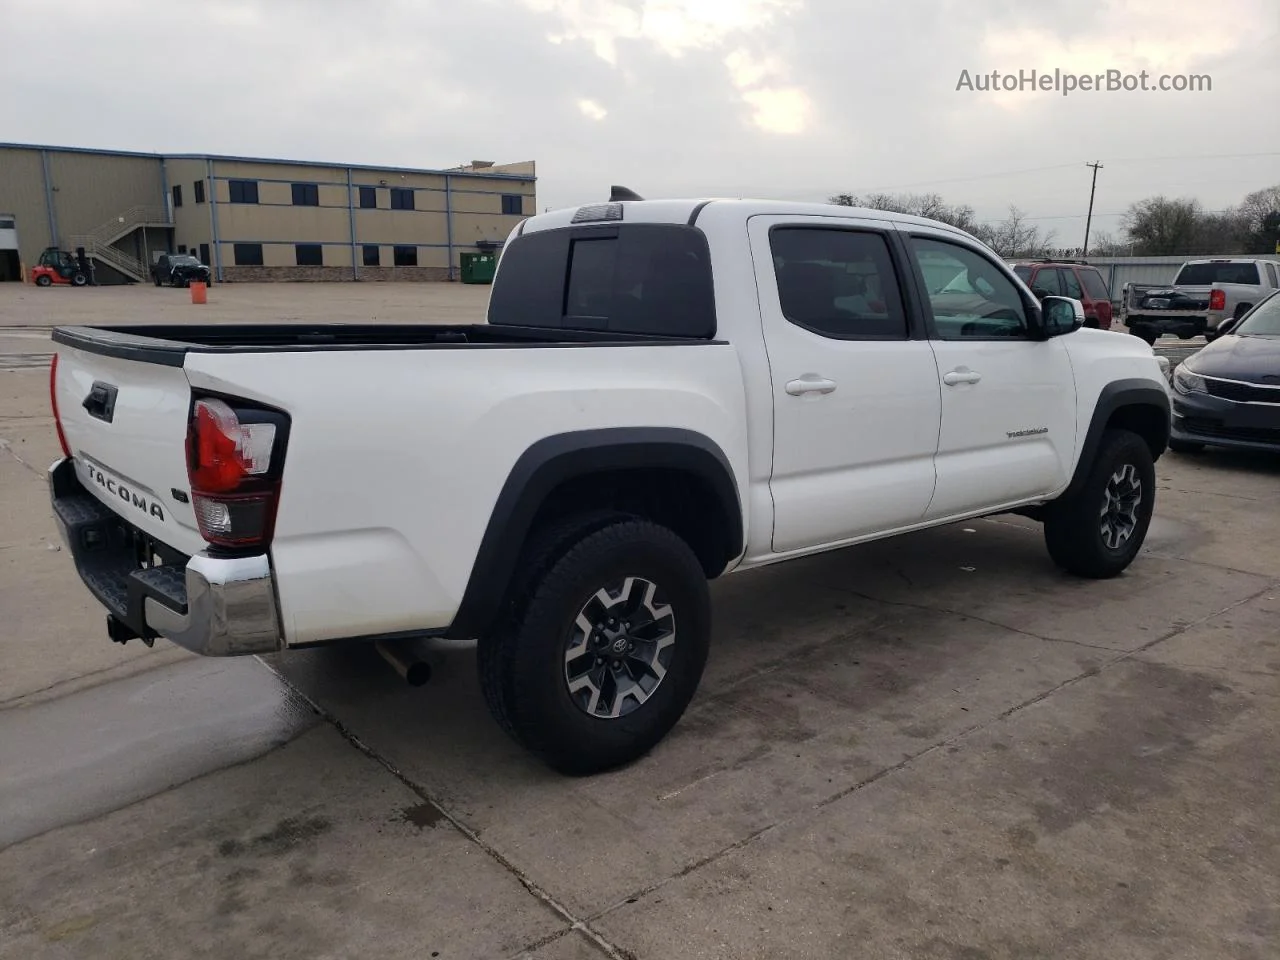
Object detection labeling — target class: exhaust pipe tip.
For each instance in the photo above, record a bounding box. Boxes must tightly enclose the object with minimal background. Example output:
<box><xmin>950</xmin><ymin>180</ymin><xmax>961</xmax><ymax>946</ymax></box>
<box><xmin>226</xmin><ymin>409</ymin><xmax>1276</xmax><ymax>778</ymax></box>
<box><xmin>403</xmin><ymin>659</ymin><xmax>432</xmax><ymax>687</ymax></box>
<box><xmin>374</xmin><ymin>639</ymin><xmax>433</xmax><ymax>687</ymax></box>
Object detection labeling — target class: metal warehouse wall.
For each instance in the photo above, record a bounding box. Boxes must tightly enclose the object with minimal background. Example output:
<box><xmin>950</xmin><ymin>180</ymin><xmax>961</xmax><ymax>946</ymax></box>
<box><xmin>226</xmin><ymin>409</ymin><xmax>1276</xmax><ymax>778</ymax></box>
<box><xmin>199</xmin><ymin>157</ymin><xmax>535</xmax><ymax>281</ymax></box>
<box><xmin>0</xmin><ymin>146</ymin><xmax>166</xmax><ymax>269</ymax></box>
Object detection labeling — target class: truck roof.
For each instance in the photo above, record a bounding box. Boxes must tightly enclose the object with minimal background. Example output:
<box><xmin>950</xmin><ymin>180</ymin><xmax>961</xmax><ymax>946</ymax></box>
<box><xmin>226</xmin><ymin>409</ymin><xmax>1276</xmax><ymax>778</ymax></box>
<box><xmin>520</xmin><ymin>197</ymin><xmax>979</xmax><ymax>243</ymax></box>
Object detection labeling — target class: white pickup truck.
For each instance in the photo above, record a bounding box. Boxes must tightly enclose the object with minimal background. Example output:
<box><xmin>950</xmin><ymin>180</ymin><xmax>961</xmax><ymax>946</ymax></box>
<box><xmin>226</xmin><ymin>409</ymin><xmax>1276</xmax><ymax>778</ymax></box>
<box><xmin>48</xmin><ymin>194</ymin><xmax>1171</xmax><ymax>774</ymax></box>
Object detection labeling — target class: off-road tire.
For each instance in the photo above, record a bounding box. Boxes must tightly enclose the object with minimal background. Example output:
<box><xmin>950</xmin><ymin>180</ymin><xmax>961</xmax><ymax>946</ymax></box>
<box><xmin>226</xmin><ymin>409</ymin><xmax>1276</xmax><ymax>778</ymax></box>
<box><xmin>1043</xmin><ymin>428</ymin><xmax>1155</xmax><ymax>579</ymax></box>
<box><xmin>478</xmin><ymin>515</ymin><xmax>711</xmax><ymax>775</ymax></box>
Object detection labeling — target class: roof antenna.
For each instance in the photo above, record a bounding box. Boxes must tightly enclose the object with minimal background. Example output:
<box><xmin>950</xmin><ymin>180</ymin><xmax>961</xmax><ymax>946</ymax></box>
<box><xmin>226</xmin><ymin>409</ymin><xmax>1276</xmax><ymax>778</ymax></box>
<box><xmin>609</xmin><ymin>185</ymin><xmax>644</xmax><ymax>202</ymax></box>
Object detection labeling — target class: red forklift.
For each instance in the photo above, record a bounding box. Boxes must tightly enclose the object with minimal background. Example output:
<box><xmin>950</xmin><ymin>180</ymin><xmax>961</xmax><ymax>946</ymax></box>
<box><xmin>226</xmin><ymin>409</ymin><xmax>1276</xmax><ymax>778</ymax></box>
<box><xmin>31</xmin><ymin>247</ymin><xmax>93</xmax><ymax>287</ymax></box>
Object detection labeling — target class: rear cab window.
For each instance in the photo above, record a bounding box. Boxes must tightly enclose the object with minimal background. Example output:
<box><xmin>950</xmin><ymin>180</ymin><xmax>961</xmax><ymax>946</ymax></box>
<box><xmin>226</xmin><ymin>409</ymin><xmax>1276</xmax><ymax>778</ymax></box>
<box><xmin>488</xmin><ymin>223</ymin><xmax>716</xmax><ymax>338</ymax></box>
<box><xmin>1175</xmin><ymin>262</ymin><xmax>1261</xmax><ymax>285</ymax></box>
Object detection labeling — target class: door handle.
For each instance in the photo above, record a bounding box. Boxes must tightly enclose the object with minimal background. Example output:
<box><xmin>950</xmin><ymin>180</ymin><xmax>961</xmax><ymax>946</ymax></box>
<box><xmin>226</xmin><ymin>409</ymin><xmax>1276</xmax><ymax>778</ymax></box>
<box><xmin>942</xmin><ymin>369</ymin><xmax>982</xmax><ymax>386</ymax></box>
<box><xmin>785</xmin><ymin>376</ymin><xmax>837</xmax><ymax>396</ymax></box>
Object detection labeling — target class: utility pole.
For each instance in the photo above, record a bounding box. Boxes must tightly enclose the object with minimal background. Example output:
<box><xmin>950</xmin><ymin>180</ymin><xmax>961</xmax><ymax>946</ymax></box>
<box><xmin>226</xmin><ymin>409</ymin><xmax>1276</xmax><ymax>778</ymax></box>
<box><xmin>1082</xmin><ymin>161</ymin><xmax>1103</xmax><ymax>256</ymax></box>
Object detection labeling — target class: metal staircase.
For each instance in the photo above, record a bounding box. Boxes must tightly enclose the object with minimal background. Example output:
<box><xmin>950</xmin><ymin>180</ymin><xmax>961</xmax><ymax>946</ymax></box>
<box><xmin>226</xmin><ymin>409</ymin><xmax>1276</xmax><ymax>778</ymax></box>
<box><xmin>68</xmin><ymin>205</ymin><xmax>172</xmax><ymax>282</ymax></box>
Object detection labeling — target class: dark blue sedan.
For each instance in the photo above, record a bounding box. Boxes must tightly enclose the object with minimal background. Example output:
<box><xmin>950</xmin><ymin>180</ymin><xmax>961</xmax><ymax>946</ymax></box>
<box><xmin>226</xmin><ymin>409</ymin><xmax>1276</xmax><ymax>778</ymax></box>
<box><xmin>1170</xmin><ymin>290</ymin><xmax>1280</xmax><ymax>453</ymax></box>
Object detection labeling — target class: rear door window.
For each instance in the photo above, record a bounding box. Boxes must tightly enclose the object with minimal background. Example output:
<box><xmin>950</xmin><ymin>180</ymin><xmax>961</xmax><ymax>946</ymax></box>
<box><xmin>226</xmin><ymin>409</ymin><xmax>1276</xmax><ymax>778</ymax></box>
<box><xmin>768</xmin><ymin>227</ymin><xmax>908</xmax><ymax>339</ymax></box>
<box><xmin>1060</xmin><ymin>268</ymin><xmax>1083</xmax><ymax>299</ymax></box>
<box><xmin>1079</xmin><ymin>268</ymin><xmax>1111</xmax><ymax>301</ymax></box>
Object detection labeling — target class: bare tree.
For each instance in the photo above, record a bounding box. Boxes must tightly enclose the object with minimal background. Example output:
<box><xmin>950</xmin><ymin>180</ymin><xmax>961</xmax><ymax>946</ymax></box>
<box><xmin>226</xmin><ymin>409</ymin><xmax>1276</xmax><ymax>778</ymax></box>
<box><xmin>972</xmin><ymin>206</ymin><xmax>1058</xmax><ymax>258</ymax></box>
<box><xmin>828</xmin><ymin>191</ymin><xmax>980</xmax><ymax>232</ymax></box>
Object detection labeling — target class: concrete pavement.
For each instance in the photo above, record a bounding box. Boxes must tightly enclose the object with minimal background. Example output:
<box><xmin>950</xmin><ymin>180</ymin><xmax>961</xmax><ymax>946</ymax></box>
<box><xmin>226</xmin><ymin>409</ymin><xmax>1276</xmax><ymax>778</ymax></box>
<box><xmin>1</xmin><ymin>283</ymin><xmax>1277</xmax><ymax>959</ymax></box>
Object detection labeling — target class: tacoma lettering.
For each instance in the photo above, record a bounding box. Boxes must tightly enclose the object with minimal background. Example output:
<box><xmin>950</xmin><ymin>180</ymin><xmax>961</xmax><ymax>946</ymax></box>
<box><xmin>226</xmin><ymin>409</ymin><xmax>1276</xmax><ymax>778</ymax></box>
<box><xmin>86</xmin><ymin>464</ymin><xmax>164</xmax><ymax>522</ymax></box>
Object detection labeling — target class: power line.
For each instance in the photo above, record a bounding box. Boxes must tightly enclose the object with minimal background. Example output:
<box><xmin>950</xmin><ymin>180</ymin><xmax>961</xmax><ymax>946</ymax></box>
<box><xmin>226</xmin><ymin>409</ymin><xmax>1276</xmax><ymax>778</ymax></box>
<box><xmin>845</xmin><ymin>150</ymin><xmax>1280</xmax><ymax>196</ymax></box>
<box><xmin>850</xmin><ymin>163</ymin><xmax>1081</xmax><ymax>194</ymax></box>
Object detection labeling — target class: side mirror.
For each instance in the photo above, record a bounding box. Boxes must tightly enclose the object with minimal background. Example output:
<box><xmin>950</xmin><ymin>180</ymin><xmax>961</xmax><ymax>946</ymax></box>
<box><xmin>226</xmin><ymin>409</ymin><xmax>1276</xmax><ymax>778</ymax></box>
<box><xmin>1213</xmin><ymin>316</ymin><xmax>1240</xmax><ymax>338</ymax></box>
<box><xmin>1040</xmin><ymin>295</ymin><xmax>1085</xmax><ymax>337</ymax></box>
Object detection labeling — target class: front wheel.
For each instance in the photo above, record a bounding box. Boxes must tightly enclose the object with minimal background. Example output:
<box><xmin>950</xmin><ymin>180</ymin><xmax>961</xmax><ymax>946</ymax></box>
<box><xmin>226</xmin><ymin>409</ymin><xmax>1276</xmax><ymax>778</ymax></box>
<box><xmin>35</xmin><ymin>275</ymin><xmax>52</xmax><ymax>287</ymax></box>
<box><xmin>1043</xmin><ymin>429</ymin><xmax>1156</xmax><ymax>579</ymax></box>
<box><xmin>478</xmin><ymin>517</ymin><xmax>711</xmax><ymax>775</ymax></box>
<box><xmin>71</xmin><ymin>272</ymin><xmax>88</xmax><ymax>287</ymax></box>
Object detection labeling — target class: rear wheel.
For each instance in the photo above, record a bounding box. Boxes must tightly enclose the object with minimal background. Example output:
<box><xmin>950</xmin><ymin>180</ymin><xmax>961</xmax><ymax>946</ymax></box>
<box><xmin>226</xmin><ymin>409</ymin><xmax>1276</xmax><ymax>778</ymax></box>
<box><xmin>35</xmin><ymin>275</ymin><xmax>52</xmax><ymax>287</ymax></box>
<box><xmin>478</xmin><ymin>515</ymin><xmax>711</xmax><ymax>775</ymax></box>
<box><xmin>1043</xmin><ymin>429</ymin><xmax>1155</xmax><ymax>579</ymax></box>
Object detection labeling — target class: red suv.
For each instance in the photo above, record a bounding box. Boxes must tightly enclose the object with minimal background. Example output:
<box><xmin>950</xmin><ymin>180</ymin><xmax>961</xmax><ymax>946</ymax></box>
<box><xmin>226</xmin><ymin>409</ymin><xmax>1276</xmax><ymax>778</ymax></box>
<box><xmin>1011</xmin><ymin>260</ymin><xmax>1114</xmax><ymax>330</ymax></box>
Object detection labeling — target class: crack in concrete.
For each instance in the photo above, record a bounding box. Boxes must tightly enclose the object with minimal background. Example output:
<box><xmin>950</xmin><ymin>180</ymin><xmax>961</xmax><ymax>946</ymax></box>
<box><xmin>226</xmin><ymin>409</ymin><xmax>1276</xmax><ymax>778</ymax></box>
<box><xmin>0</xmin><ymin>438</ymin><xmax>44</xmax><ymax>477</ymax></box>
<box><xmin>254</xmin><ymin>658</ymin><xmax>635</xmax><ymax>960</ymax></box>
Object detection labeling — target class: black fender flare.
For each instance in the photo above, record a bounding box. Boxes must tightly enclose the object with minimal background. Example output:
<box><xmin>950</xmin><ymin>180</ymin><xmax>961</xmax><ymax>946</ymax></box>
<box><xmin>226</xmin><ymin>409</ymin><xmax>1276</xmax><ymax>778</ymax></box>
<box><xmin>1062</xmin><ymin>378</ymin><xmax>1170</xmax><ymax>500</ymax></box>
<box><xmin>448</xmin><ymin>427</ymin><xmax>743</xmax><ymax>640</ymax></box>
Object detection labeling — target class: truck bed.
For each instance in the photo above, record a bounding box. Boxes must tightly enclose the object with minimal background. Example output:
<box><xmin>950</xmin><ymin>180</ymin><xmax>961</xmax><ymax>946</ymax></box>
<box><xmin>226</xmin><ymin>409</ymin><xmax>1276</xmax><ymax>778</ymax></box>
<box><xmin>52</xmin><ymin>323</ymin><xmax>718</xmax><ymax>366</ymax></box>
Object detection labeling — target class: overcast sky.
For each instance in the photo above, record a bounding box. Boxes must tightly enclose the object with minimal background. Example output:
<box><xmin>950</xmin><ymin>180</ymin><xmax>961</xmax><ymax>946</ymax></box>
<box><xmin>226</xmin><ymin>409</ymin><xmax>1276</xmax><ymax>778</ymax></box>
<box><xmin>2</xmin><ymin>0</ymin><xmax>1277</xmax><ymax>246</ymax></box>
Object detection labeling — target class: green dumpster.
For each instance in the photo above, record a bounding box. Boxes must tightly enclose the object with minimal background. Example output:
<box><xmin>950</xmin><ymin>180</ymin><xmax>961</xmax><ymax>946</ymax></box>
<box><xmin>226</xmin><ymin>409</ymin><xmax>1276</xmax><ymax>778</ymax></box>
<box><xmin>460</xmin><ymin>252</ymin><xmax>498</xmax><ymax>284</ymax></box>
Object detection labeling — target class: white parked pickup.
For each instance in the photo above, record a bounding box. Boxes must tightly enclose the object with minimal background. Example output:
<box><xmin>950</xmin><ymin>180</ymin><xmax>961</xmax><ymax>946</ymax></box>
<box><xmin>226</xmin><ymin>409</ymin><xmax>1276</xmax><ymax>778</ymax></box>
<box><xmin>48</xmin><ymin>192</ymin><xmax>1172</xmax><ymax>773</ymax></box>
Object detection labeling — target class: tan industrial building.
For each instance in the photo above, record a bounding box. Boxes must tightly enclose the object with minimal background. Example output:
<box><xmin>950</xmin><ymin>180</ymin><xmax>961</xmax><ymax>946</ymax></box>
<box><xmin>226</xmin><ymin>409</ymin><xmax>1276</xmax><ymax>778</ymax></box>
<box><xmin>0</xmin><ymin>143</ymin><xmax>536</xmax><ymax>283</ymax></box>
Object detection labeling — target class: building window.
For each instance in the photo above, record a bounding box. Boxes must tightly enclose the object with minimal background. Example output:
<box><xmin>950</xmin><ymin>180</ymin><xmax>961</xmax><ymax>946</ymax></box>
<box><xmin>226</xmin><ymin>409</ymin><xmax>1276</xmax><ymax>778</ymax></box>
<box><xmin>194</xmin><ymin>180</ymin><xmax>206</xmax><ymax>204</ymax></box>
<box><xmin>362</xmin><ymin>244</ymin><xmax>380</xmax><ymax>266</ymax></box>
<box><xmin>228</xmin><ymin>180</ymin><xmax>259</xmax><ymax>204</ymax></box>
<box><xmin>295</xmin><ymin>244</ymin><xmax>323</xmax><ymax>266</ymax></box>
<box><xmin>390</xmin><ymin>188</ymin><xmax>415</xmax><ymax>211</ymax></box>
<box><xmin>291</xmin><ymin>183</ymin><xmax>320</xmax><ymax>206</ymax></box>
<box><xmin>233</xmin><ymin>243</ymin><xmax>264</xmax><ymax>266</ymax></box>
<box><xmin>359</xmin><ymin>186</ymin><xmax>377</xmax><ymax>209</ymax></box>
<box><xmin>501</xmin><ymin>194</ymin><xmax>523</xmax><ymax>216</ymax></box>
<box><xmin>199</xmin><ymin>243</ymin><xmax>210</xmax><ymax>266</ymax></box>
<box><xmin>393</xmin><ymin>245</ymin><xmax>418</xmax><ymax>267</ymax></box>
<box><xmin>172</xmin><ymin>185</ymin><xmax>183</xmax><ymax>208</ymax></box>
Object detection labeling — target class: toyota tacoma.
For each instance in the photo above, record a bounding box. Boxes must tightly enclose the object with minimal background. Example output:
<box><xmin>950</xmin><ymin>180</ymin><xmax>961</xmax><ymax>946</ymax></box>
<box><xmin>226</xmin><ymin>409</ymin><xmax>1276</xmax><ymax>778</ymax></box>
<box><xmin>47</xmin><ymin>192</ymin><xmax>1171</xmax><ymax>774</ymax></box>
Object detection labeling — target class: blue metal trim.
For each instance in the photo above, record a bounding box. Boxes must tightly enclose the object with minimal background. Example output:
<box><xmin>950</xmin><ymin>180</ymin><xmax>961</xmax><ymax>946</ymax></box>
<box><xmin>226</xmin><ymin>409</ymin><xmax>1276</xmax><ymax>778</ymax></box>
<box><xmin>40</xmin><ymin>150</ymin><xmax>58</xmax><ymax>248</ymax></box>
<box><xmin>207</xmin><ymin>159</ymin><xmax>223</xmax><ymax>282</ymax></box>
<box><xmin>207</xmin><ymin>174</ymin><xmax>533</xmax><ymax>197</ymax></box>
<box><xmin>212</xmin><ymin>239</ymin><xmax>456</xmax><ymax>248</ymax></box>
<box><xmin>445</xmin><ymin>174</ymin><xmax>455</xmax><ymax>281</ymax></box>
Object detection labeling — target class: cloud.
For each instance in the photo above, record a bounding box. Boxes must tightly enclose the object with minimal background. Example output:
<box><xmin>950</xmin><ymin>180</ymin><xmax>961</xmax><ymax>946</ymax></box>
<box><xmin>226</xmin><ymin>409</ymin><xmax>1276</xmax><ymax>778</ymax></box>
<box><xmin>0</xmin><ymin>0</ymin><xmax>1275</xmax><ymax>239</ymax></box>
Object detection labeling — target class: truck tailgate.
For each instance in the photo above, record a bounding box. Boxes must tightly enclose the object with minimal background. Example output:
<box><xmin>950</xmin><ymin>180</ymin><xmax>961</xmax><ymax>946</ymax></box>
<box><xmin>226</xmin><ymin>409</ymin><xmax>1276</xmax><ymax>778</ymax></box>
<box><xmin>53</xmin><ymin>345</ymin><xmax>206</xmax><ymax>557</ymax></box>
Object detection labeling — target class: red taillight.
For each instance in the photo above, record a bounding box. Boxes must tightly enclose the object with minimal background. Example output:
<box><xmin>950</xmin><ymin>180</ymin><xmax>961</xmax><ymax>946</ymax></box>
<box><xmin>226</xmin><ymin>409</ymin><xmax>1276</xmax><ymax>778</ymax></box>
<box><xmin>186</xmin><ymin>397</ymin><xmax>286</xmax><ymax>550</ymax></box>
<box><xmin>50</xmin><ymin>354</ymin><xmax>71</xmax><ymax>458</ymax></box>
<box><xmin>1209</xmin><ymin>289</ymin><xmax>1226</xmax><ymax>311</ymax></box>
